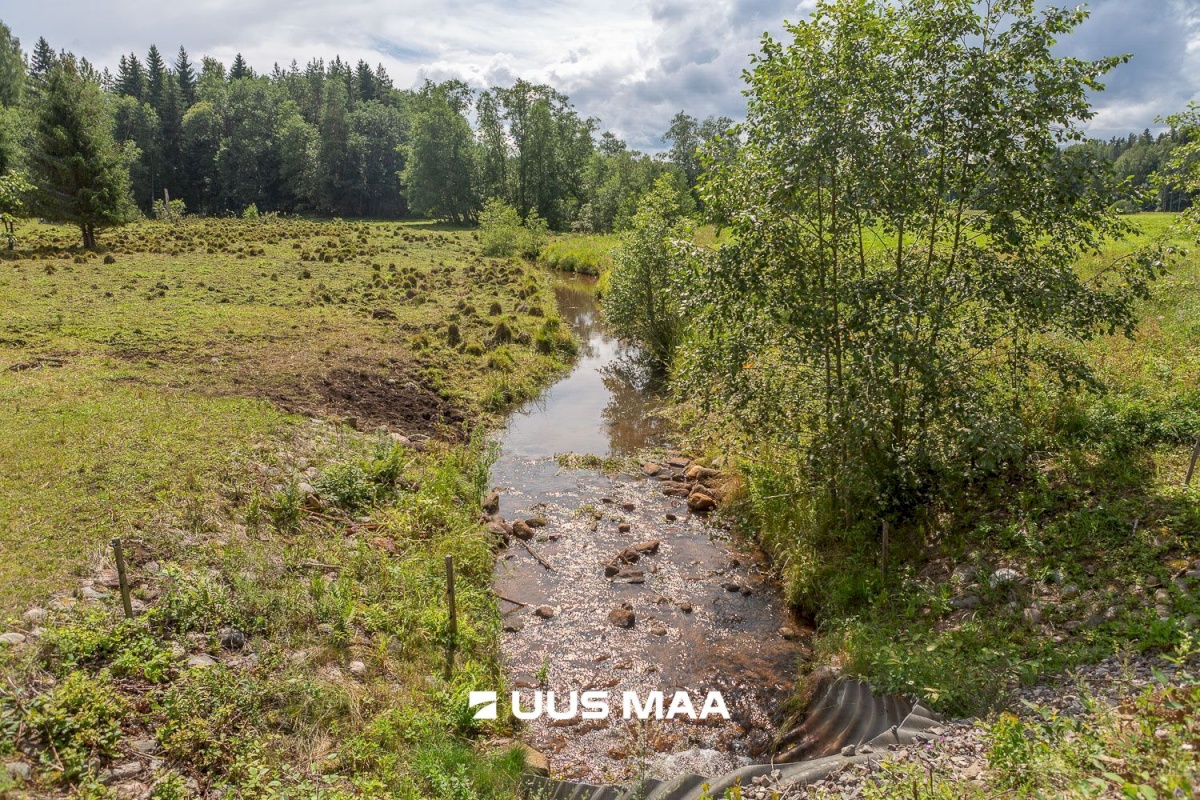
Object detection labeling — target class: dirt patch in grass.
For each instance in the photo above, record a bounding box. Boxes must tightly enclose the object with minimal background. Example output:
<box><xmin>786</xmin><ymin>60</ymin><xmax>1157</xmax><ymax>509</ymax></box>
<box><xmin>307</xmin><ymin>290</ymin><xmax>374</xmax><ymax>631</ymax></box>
<box><xmin>265</xmin><ymin>364</ymin><xmax>470</xmax><ymax>439</ymax></box>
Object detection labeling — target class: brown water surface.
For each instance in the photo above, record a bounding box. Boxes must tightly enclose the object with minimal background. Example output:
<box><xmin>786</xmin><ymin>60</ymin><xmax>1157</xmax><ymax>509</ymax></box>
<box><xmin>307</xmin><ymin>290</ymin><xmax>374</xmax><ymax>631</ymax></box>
<box><xmin>490</xmin><ymin>275</ymin><xmax>805</xmax><ymax>783</ymax></box>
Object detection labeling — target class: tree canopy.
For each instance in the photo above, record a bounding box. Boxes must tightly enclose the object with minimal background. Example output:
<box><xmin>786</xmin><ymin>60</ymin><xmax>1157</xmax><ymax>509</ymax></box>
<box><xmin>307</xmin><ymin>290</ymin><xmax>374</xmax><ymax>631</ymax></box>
<box><xmin>29</xmin><ymin>56</ymin><xmax>135</xmax><ymax>248</ymax></box>
<box><xmin>679</xmin><ymin>0</ymin><xmax>1170</xmax><ymax>526</ymax></box>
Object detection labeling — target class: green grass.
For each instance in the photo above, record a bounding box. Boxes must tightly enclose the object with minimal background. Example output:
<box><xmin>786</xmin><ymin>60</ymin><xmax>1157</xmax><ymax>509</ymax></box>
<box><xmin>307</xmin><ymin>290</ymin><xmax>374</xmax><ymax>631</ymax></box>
<box><xmin>537</xmin><ymin>234</ymin><xmax>616</xmax><ymax>276</ymax></box>
<box><xmin>0</xmin><ymin>217</ymin><xmax>575</xmax><ymax>796</ymax></box>
<box><xmin>0</xmin><ymin>217</ymin><xmax>574</xmax><ymax>617</ymax></box>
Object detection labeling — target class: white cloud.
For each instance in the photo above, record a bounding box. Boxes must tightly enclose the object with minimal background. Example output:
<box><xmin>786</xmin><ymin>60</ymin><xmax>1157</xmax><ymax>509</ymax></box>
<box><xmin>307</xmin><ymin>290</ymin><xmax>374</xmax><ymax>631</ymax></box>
<box><xmin>5</xmin><ymin>0</ymin><xmax>1198</xmax><ymax>150</ymax></box>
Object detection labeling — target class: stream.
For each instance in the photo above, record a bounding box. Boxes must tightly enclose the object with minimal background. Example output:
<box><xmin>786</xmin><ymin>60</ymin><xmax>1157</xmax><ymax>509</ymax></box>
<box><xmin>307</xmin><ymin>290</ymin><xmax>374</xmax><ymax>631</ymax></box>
<box><xmin>489</xmin><ymin>275</ymin><xmax>807</xmax><ymax>784</ymax></box>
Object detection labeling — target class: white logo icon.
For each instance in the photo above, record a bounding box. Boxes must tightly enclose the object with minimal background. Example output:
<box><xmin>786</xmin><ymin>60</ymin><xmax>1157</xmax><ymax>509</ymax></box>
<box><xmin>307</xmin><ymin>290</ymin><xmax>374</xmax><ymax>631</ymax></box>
<box><xmin>469</xmin><ymin>691</ymin><xmax>498</xmax><ymax>720</ymax></box>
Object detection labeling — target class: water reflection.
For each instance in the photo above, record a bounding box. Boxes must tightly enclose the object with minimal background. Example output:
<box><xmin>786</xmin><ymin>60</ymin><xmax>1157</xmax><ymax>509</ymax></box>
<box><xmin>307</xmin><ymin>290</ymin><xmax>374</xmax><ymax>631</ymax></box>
<box><xmin>496</xmin><ymin>275</ymin><xmax>666</xmax><ymax>461</ymax></box>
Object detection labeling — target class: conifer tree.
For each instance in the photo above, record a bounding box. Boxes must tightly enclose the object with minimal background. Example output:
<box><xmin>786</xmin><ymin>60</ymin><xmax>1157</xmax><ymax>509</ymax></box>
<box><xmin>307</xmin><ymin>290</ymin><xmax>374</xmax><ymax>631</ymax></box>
<box><xmin>30</xmin><ymin>57</ymin><xmax>135</xmax><ymax>249</ymax></box>
<box><xmin>117</xmin><ymin>53</ymin><xmax>145</xmax><ymax>100</ymax></box>
<box><xmin>145</xmin><ymin>44</ymin><xmax>166</xmax><ymax>108</ymax></box>
<box><xmin>174</xmin><ymin>46</ymin><xmax>196</xmax><ymax>106</ymax></box>
<box><xmin>229</xmin><ymin>53</ymin><xmax>251</xmax><ymax>80</ymax></box>
<box><xmin>30</xmin><ymin>37</ymin><xmax>54</xmax><ymax>80</ymax></box>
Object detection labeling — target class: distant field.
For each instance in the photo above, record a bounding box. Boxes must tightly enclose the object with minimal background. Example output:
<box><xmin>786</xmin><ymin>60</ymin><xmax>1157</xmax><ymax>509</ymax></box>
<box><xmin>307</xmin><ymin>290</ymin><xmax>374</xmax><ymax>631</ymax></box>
<box><xmin>0</xmin><ymin>217</ymin><xmax>573</xmax><ymax>617</ymax></box>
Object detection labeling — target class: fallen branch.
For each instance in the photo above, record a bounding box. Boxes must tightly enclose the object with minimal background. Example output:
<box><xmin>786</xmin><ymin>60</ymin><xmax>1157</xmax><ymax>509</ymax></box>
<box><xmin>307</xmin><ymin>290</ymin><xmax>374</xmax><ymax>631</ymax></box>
<box><xmin>496</xmin><ymin>593</ymin><xmax>528</xmax><ymax>607</ymax></box>
<box><xmin>518</xmin><ymin>538</ymin><xmax>554</xmax><ymax>571</ymax></box>
<box><xmin>297</xmin><ymin>560</ymin><xmax>341</xmax><ymax>572</ymax></box>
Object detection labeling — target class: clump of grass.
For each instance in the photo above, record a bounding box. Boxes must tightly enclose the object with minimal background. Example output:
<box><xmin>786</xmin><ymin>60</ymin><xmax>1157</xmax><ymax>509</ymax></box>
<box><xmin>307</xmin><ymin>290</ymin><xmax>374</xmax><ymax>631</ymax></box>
<box><xmin>538</xmin><ymin>235</ymin><xmax>615</xmax><ymax>276</ymax></box>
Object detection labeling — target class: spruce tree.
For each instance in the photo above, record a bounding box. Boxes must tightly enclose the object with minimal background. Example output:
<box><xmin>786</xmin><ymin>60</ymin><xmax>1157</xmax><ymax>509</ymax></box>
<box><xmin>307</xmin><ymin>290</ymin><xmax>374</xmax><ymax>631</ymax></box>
<box><xmin>117</xmin><ymin>53</ymin><xmax>144</xmax><ymax>100</ymax></box>
<box><xmin>146</xmin><ymin>45</ymin><xmax>166</xmax><ymax>108</ymax></box>
<box><xmin>30</xmin><ymin>57</ymin><xmax>135</xmax><ymax>249</ymax></box>
<box><xmin>30</xmin><ymin>37</ymin><xmax>54</xmax><ymax>80</ymax></box>
<box><xmin>229</xmin><ymin>53</ymin><xmax>251</xmax><ymax>80</ymax></box>
<box><xmin>174</xmin><ymin>46</ymin><xmax>196</xmax><ymax>106</ymax></box>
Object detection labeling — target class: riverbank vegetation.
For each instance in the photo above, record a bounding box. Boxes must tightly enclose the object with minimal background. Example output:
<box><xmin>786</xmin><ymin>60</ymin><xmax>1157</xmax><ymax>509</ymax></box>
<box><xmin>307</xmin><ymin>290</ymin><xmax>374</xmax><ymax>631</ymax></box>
<box><xmin>602</xmin><ymin>0</ymin><xmax>1200</xmax><ymax>732</ymax></box>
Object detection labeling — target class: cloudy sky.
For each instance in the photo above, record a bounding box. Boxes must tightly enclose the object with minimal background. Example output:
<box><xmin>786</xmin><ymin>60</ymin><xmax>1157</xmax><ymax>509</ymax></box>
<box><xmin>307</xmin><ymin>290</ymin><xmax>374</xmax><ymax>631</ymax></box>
<box><xmin>5</xmin><ymin>0</ymin><xmax>1199</xmax><ymax>150</ymax></box>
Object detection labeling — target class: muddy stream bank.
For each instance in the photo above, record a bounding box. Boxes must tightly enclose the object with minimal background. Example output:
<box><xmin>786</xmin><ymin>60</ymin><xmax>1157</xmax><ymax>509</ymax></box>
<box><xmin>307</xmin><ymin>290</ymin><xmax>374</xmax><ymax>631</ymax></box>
<box><xmin>488</xmin><ymin>276</ymin><xmax>807</xmax><ymax>784</ymax></box>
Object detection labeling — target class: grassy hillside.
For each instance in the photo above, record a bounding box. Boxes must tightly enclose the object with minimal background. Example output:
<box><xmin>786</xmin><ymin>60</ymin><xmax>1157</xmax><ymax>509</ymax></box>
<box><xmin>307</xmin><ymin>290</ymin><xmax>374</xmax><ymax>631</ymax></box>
<box><xmin>0</xmin><ymin>218</ymin><xmax>574</xmax><ymax>796</ymax></box>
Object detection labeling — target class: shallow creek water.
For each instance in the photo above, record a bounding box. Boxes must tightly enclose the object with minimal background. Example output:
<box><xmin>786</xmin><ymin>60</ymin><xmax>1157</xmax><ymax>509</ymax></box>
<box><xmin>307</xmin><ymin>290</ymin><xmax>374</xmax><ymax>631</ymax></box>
<box><xmin>490</xmin><ymin>276</ymin><xmax>806</xmax><ymax>784</ymax></box>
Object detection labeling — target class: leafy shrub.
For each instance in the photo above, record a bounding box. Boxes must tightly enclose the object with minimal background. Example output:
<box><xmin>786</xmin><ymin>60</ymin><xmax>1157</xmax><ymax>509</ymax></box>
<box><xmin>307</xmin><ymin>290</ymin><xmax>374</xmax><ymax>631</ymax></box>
<box><xmin>151</xmin><ymin>198</ymin><xmax>187</xmax><ymax>221</ymax></box>
<box><xmin>147</xmin><ymin>564</ymin><xmax>239</xmax><ymax>634</ymax></box>
<box><xmin>317</xmin><ymin>463</ymin><xmax>377</xmax><ymax>510</ymax></box>
<box><xmin>269</xmin><ymin>482</ymin><xmax>303</xmax><ymax>532</ymax></box>
<box><xmin>241</xmin><ymin>203</ymin><xmax>260</xmax><ymax>220</ymax></box>
<box><xmin>604</xmin><ymin>175</ymin><xmax>691</xmax><ymax>367</ymax></box>
<box><xmin>25</xmin><ymin>671</ymin><xmax>127</xmax><ymax>782</ymax></box>
<box><xmin>478</xmin><ymin>199</ymin><xmax>546</xmax><ymax>259</ymax></box>
<box><xmin>42</xmin><ymin>612</ymin><xmax>175</xmax><ymax>683</ymax></box>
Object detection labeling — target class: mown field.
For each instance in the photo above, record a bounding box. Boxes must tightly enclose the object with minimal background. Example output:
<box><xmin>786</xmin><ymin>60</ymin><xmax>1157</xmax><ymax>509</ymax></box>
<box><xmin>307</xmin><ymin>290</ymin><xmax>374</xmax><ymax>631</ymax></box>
<box><xmin>0</xmin><ymin>217</ymin><xmax>575</xmax><ymax>797</ymax></box>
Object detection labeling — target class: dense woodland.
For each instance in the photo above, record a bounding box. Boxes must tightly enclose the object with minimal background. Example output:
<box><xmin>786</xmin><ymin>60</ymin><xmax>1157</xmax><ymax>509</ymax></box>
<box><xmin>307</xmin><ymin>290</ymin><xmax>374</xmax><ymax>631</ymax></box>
<box><xmin>0</xmin><ymin>25</ymin><xmax>734</xmax><ymax>233</ymax></box>
<box><xmin>1</xmin><ymin>22</ymin><xmax>1192</xmax><ymax>241</ymax></box>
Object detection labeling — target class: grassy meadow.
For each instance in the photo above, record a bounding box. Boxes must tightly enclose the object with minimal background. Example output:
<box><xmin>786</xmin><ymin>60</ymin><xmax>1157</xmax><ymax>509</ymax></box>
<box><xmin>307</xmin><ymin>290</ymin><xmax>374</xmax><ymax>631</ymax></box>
<box><xmin>0</xmin><ymin>217</ymin><xmax>574</xmax><ymax>796</ymax></box>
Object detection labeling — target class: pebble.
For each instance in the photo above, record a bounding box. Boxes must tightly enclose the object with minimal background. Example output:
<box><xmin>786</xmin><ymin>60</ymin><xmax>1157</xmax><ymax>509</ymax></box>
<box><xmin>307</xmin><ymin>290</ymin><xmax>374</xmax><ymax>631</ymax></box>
<box><xmin>607</xmin><ymin>606</ymin><xmax>635</xmax><ymax>629</ymax></box>
<box><xmin>131</xmin><ymin>737</ymin><xmax>158</xmax><ymax>754</ymax></box>
<box><xmin>950</xmin><ymin>594</ymin><xmax>981</xmax><ymax>609</ymax></box>
<box><xmin>218</xmin><ymin>627</ymin><xmax>247</xmax><ymax>650</ymax></box>
<box><xmin>989</xmin><ymin>568</ymin><xmax>1025</xmax><ymax>587</ymax></box>
<box><xmin>503</xmin><ymin>619</ymin><xmax>525</xmax><ymax>633</ymax></box>
<box><xmin>348</xmin><ymin>660</ymin><xmax>367</xmax><ymax>678</ymax></box>
<box><xmin>4</xmin><ymin>761</ymin><xmax>31</xmax><ymax>781</ymax></box>
<box><xmin>186</xmin><ymin>654</ymin><xmax>218</xmax><ymax>668</ymax></box>
<box><xmin>534</xmin><ymin>605</ymin><xmax>556</xmax><ymax>619</ymax></box>
<box><xmin>0</xmin><ymin>632</ymin><xmax>26</xmax><ymax>646</ymax></box>
<box><xmin>22</xmin><ymin>607</ymin><xmax>47</xmax><ymax>624</ymax></box>
<box><xmin>81</xmin><ymin>585</ymin><xmax>109</xmax><ymax>600</ymax></box>
<box><xmin>99</xmin><ymin>760</ymin><xmax>143</xmax><ymax>784</ymax></box>
<box><xmin>648</xmin><ymin>623</ymin><xmax>668</xmax><ymax>636</ymax></box>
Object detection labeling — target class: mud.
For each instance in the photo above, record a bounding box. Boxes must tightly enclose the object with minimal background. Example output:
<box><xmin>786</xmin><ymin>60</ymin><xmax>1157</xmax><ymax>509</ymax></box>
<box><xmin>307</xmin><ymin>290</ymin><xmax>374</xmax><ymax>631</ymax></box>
<box><xmin>266</xmin><ymin>365</ymin><xmax>468</xmax><ymax>438</ymax></box>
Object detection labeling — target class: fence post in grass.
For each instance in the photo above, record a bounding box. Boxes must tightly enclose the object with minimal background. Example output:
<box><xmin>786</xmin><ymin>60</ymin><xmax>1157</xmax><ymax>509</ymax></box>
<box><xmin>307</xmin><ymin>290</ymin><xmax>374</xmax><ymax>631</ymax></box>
<box><xmin>444</xmin><ymin>555</ymin><xmax>457</xmax><ymax>679</ymax></box>
<box><xmin>111</xmin><ymin>538</ymin><xmax>134</xmax><ymax>619</ymax></box>
<box><xmin>1185</xmin><ymin>436</ymin><xmax>1200</xmax><ymax>488</ymax></box>
<box><xmin>880</xmin><ymin>520</ymin><xmax>889</xmax><ymax>585</ymax></box>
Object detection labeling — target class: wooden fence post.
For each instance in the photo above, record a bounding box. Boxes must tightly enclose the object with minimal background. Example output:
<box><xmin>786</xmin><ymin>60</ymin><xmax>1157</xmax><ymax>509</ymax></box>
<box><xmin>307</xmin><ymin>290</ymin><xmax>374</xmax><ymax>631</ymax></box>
<box><xmin>1185</xmin><ymin>436</ymin><xmax>1200</xmax><ymax>487</ymax></box>
<box><xmin>111</xmin><ymin>538</ymin><xmax>134</xmax><ymax>619</ymax></box>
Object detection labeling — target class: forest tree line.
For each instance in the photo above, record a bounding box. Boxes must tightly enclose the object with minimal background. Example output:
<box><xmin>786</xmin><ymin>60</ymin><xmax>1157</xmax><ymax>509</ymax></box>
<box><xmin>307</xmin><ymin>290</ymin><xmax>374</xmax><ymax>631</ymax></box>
<box><xmin>0</xmin><ymin>17</ymin><xmax>1194</xmax><ymax>245</ymax></box>
<box><xmin>0</xmin><ymin>22</ymin><xmax>730</xmax><ymax>234</ymax></box>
